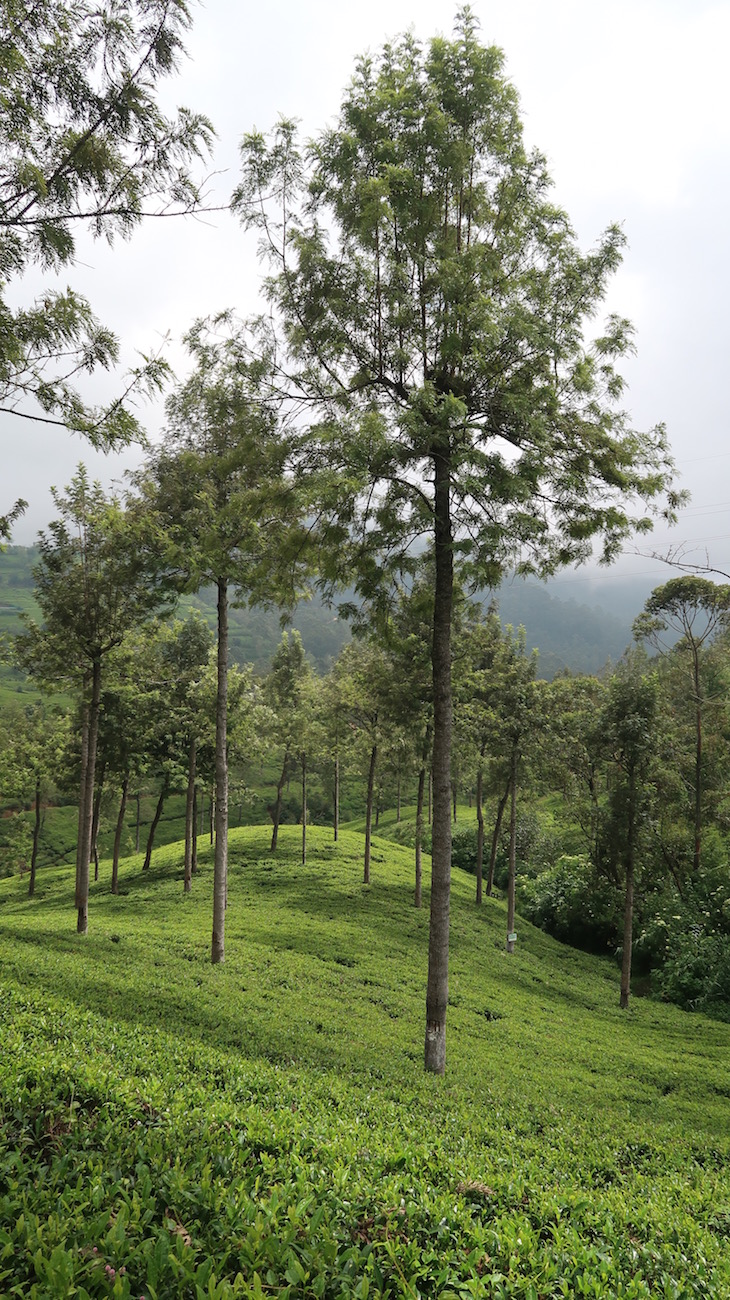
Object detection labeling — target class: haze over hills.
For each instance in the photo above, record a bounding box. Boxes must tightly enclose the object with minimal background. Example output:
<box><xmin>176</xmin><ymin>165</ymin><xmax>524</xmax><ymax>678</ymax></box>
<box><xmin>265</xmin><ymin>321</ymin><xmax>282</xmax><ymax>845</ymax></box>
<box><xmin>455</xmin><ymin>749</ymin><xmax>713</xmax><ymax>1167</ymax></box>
<box><xmin>1</xmin><ymin>545</ymin><xmax>651</xmax><ymax>678</ymax></box>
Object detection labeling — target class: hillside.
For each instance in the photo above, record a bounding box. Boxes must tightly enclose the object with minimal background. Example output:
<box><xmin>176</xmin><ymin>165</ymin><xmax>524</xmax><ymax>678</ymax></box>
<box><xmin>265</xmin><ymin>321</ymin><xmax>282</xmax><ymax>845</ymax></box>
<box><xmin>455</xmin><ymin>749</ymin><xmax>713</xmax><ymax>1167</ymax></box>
<box><xmin>1</xmin><ymin>826</ymin><xmax>729</xmax><ymax>1296</ymax></box>
<box><xmin>1</xmin><ymin>545</ymin><xmax>643</xmax><ymax>680</ymax></box>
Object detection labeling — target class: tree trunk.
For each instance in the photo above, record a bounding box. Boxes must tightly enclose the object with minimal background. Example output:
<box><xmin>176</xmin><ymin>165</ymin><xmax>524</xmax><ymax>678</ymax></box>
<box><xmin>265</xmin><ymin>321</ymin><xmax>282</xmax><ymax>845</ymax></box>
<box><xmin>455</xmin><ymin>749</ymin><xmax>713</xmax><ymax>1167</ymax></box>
<box><xmin>475</xmin><ymin>763</ymin><xmax>484</xmax><ymax>905</ymax></box>
<box><xmin>143</xmin><ymin>780</ymin><xmax>167</xmax><ymax>871</ymax></box>
<box><xmin>487</xmin><ymin>779</ymin><xmax>510</xmax><ymax>897</ymax></box>
<box><xmin>620</xmin><ymin>771</ymin><xmax>636</xmax><ymax>1009</ymax></box>
<box><xmin>135</xmin><ymin>790</ymin><xmax>140</xmax><ymax>853</ymax></box>
<box><xmin>111</xmin><ymin>774</ymin><xmax>129</xmax><ymax>896</ymax></box>
<box><xmin>301</xmin><ymin>750</ymin><xmax>307</xmax><ymax>866</ymax></box>
<box><xmin>192</xmin><ymin>788</ymin><xmax>198</xmax><ymax>874</ymax></box>
<box><xmin>424</xmin><ymin>446</ymin><xmax>453</xmax><ymax>1075</ymax></box>
<box><xmin>211</xmin><ymin>576</ymin><xmax>229</xmax><ymax>964</ymax></box>
<box><xmin>506</xmin><ymin>749</ymin><xmax>518</xmax><ymax>954</ymax></box>
<box><xmin>333</xmin><ymin>752</ymin><xmax>339</xmax><ymax>843</ymax></box>
<box><xmin>693</xmin><ymin>649</ymin><xmax>702</xmax><ymax>874</ymax></box>
<box><xmin>428</xmin><ymin>770</ymin><xmax>432</xmax><ymax>825</ymax></box>
<box><xmin>452</xmin><ymin>782</ymin><xmax>457</xmax><ymax>823</ymax></box>
<box><xmin>364</xmin><ymin>741</ymin><xmax>377</xmax><ymax>884</ymax></box>
<box><xmin>76</xmin><ymin>659</ymin><xmax>101</xmax><ymax>935</ymax></box>
<box><xmin>91</xmin><ymin>757</ymin><xmax>106</xmax><ymax>883</ymax></box>
<box><xmin>271</xmin><ymin>750</ymin><xmax>289</xmax><ymax>851</ymax></box>
<box><xmin>184</xmin><ymin>735</ymin><xmax>196</xmax><ymax>893</ymax></box>
<box><xmin>29</xmin><ymin>773</ymin><xmax>41</xmax><ymax>898</ymax></box>
<box><xmin>209</xmin><ymin>789</ymin><xmax>214</xmax><ymax>844</ymax></box>
<box><xmin>397</xmin><ymin>774</ymin><xmax>401</xmax><ymax>823</ymax></box>
<box><xmin>415</xmin><ymin>763</ymin><xmax>426</xmax><ymax>910</ymax></box>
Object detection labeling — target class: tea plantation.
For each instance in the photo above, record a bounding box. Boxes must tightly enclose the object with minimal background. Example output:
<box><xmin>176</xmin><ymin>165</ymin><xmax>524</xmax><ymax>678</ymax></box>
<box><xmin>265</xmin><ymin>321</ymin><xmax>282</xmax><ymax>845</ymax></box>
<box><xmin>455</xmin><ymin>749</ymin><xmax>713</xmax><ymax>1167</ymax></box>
<box><xmin>0</xmin><ymin>827</ymin><xmax>729</xmax><ymax>1297</ymax></box>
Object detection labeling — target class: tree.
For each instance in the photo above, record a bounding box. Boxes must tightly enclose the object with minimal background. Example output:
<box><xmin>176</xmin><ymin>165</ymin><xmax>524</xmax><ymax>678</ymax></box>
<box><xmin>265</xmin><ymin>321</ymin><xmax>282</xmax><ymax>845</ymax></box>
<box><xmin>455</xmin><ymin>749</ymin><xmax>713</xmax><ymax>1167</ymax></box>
<box><xmin>0</xmin><ymin>702</ymin><xmax>69</xmax><ymax>894</ymax></box>
<box><xmin>237</xmin><ymin>10</ymin><xmax>679</xmax><ymax>1072</ymax></box>
<box><xmin>0</xmin><ymin>0</ymin><xmax>213</xmax><ymax>447</ymax></box>
<box><xmin>598</xmin><ymin>656</ymin><xmax>659</xmax><ymax>1009</ymax></box>
<box><xmin>141</xmin><ymin>319</ymin><xmax>310</xmax><ymax>964</ymax></box>
<box><xmin>634</xmin><ymin>577</ymin><xmax>730</xmax><ymax>875</ymax></box>
<box><xmin>264</xmin><ymin>629</ymin><xmax>313</xmax><ymax>852</ymax></box>
<box><xmin>17</xmin><ymin>466</ymin><xmax>170</xmax><ymax>931</ymax></box>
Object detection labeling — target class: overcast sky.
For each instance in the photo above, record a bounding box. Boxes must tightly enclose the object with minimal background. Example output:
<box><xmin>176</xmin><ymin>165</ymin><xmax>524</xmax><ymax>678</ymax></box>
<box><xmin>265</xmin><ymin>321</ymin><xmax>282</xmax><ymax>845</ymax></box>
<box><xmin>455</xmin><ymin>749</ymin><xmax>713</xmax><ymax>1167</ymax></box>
<box><xmin>5</xmin><ymin>0</ymin><xmax>729</xmax><ymax>600</ymax></box>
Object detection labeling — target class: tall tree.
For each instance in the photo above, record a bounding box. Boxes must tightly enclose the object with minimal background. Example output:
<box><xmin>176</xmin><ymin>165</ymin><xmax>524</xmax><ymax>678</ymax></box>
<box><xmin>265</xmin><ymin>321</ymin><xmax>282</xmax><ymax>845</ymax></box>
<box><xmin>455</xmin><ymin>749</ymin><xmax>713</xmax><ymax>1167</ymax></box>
<box><xmin>141</xmin><ymin>319</ymin><xmax>310</xmax><ymax>963</ymax></box>
<box><xmin>17</xmin><ymin>467</ymin><xmax>170</xmax><ymax>931</ymax></box>
<box><xmin>634</xmin><ymin>577</ymin><xmax>730</xmax><ymax>875</ymax></box>
<box><xmin>237</xmin><ymin>10</ymin><xmax>679</xmax><ymax>1072</ymax></box>
<box><xmin>0</xmin><ymin>0</ymin><xmax>213</xmax><ymax>447</ymax></box>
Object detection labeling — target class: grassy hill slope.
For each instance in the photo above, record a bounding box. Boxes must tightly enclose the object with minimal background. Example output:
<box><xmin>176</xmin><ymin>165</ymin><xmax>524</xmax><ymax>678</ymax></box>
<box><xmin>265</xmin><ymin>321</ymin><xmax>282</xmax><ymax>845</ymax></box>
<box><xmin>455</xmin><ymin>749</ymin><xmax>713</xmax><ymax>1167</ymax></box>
<box><xmin>0</xmin><ymin>827</ymin><xmax>729</xmax><ymax>1297</ymax></box>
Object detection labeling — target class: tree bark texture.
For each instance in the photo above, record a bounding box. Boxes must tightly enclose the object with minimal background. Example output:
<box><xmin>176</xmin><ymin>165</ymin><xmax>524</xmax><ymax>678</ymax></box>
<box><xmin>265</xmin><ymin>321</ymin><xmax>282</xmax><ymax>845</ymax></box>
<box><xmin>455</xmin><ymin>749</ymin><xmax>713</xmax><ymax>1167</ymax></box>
<box><xmin>620</xmin><ymin>771</ymin><xmax>636</xmax><ymax>1009</ymax></box>
<box><xmin>424</xmin><ymin>448</ymin><xmax>453</xmax><ymax>1075</ymax></box>
<box><xmin>475</xmin><ymin>763</ymin><xmax>484</xmax><ymax>905</ymax></box>
<box><xmin>364</xmin><ymin>741</ymin><xmax>377</xmax><ymax>885</ymax></box>
<box><xmin>111</xmin><ymin>774</ymin><xmax>129</xmax><ymax>896</ymax></box>
<box><xmin>76</xmin><ymin>660</ymin><xmax>101</xmax><ymax>935</ymax></box>
<box><xmin>184</xmin><ymin>735</ymin><xmax>196</xmax><ymax>893</ymax></box>
<box><xmin>29</xmin><ymin>773</ymin><xmax>41</xmax><ymax>898</ymax></box>
<box><xmin>487</xmin><ymin>780</ymin><xmax>510</xmax><ymax>897</ymax></box>
<box><xmin>143</xmin><ymin>781</ymin><xmax>167</xmax><ymax>871</ymax></box>
<box><xmin>211</xmin><ymin>576</ymin><xmax>229</xmax><ymax>964</ymax></box>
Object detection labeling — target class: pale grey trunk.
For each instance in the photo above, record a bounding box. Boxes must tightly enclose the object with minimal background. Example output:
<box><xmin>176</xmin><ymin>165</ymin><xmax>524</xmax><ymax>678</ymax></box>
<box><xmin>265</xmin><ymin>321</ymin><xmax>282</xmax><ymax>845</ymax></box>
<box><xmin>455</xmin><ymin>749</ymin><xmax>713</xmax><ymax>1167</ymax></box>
<box><xmin>211</xmin><ymin>576</ymin><xmax>229</xmax><ymax>964</ymax></box>
<box><xmin>184</xmin><ymin>735</ymin><xmax>196</xmax><ymax>893</ymax></box>
<box><xmin>425</xmin><ymin>447</ymin><xmax>452</xmax><ymax>1075</ymax></box>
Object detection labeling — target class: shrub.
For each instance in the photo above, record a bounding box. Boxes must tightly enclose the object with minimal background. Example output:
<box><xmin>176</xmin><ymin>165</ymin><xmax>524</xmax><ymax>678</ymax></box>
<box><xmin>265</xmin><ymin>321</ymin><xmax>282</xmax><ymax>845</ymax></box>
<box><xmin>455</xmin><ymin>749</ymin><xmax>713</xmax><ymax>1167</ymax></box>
<box><xmin>520</xmin><ymin>854</ymin><xmax>621</xmax><ymax>953</ymax></box>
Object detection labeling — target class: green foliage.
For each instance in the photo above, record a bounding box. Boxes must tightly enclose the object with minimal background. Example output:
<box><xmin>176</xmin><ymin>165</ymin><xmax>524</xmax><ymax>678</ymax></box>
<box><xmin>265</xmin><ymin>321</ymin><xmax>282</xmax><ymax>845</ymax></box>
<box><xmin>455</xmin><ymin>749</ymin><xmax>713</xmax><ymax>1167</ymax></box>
<box><xmin>0</xmin><ymin>0</ymin><xmax>213</xmax><ymax>443</ymax></box>
<box><xmin>520</xmin><ymin>854</ymin><xmax>621</xmax><ymax>953</ymax></box>
<box><xmin>1</xmin><ymin>827</ymin><xmax>730</xmax><ymax>1294</ymax></box>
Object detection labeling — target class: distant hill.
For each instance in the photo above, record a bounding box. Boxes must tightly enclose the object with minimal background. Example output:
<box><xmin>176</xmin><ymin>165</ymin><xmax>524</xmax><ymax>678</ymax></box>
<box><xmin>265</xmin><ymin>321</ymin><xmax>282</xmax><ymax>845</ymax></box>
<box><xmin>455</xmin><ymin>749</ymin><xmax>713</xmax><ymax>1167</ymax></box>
<box><xmin>1</xmin><ymin>545</ymin><xmax>651</xmax><ymax>682</ymax></box>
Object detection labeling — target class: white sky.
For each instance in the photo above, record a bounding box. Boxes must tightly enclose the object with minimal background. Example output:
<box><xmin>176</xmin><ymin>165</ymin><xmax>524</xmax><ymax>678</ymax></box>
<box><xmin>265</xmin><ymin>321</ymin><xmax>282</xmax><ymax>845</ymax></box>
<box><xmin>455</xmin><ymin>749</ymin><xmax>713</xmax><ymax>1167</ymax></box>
<box><xmin>4</xmin><ymin>0</ymin><xmax>730</xmax><ymax>596</ymax></box>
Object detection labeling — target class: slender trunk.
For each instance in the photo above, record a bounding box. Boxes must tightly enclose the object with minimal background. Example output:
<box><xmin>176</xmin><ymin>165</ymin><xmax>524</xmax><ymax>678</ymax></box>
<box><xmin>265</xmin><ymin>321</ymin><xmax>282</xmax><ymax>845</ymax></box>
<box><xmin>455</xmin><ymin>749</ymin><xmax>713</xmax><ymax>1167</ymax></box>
<box><xmin>91</xmin><ymin>758</ymin><xmax>106</xmax><ymax>883</ymax></box>
<box><xmin>198</xmin><ymin>792</ymin><xmax>205</xmax><ymax>835</ymax></box>
<box><xmin>425</xmin><ymin>446</ymin><xmax>453</xmax><ymax>1075</ymax></box>
<box><xmin>184</xmin><ymin>735</ymin><xmax>196</xmax><ymax>893</ymax></box>
<box><xmin>301</xmin><ymin>750</ymin><xmax>307</xmax><ymax>866</ymax></box>
<box><xmin>506</xmin><ymin>749</ymin><xmax>518</xmax><ymax>954</ymax></box>
<box><xmin>211</xmin><ymin>576</ymin><xmax>229</xmax><ymax>964</ymax></box>
<box><xmin>428</xmin><ymin>770</ymin><xmax>432</xmax><ymax>825</ymax></box>
<box><xmin>364</xmin><ymin>741</ymin><xmax>377</xmax><ymax>884</ymax></box>
<box><xmin>75</xmin><ymin>691</ymin><xmax>90</xmax><ymax>925</ymax></box>
<box><xmin>271</xmin><ymin>750</ymin><xmax>289</xmax><ymax>851</ymax></box>
<box><xmin>111</xmin><ymin>774</ymin><xmax>129</xmax><ymax>895</ymax></box>
<box><xmin>135</xmin><ymin>790</ymin><xmax>141</xmax><ymax>854</ymax></box>
<box><xmin>693</xmin><ymin>650</ymin><xmax>702</xmax><ymax>874</ymax></box>
<box><xmin>192</xmin><ymin>788</ymin><xmax>198</xmax><ymax>874</ymax></box>
<box><xmin>76</xmin><ymin>659</ymin><xmax>101</xmax><ymax>935</ymax></box>
<box><xmin>333</xmin><ymin>753</ymin><xmax>339</xmax><ymax>843</ymax></box>
<box><xmin>452</xmin><ymin>782</ymin><xmax>457</xmax><ymax>823</ymax></box>
<box><xmin>143</xmin><ymin>781</ymin><xmax>167</xmax><ymax>871</ymax></box>
<box><xmin>415</xmin><ymin>763</ymin><xmax>426</xmax><ymax>910</ymax></box>
<box><xmin>209</xmin><ymin>789</ymin><xmax>214</xmax><ymax>845</ymax></box>
<box><xmin>487</xmin><ymin>779</ymin><xmax>510</xmax><ymax>897</ymax></box>
<box><xmin>29</xmin><ymin>773</ymin><xmax>41</xmax><ymax>898</ymax></box>
<box><xmin>397</xmin><ymin>775</ymin><xmax>401</xmax><ymax>823</ymax></box>
<box><xmin>475</xmin><ymin>763</ymin><xmax>484</xmax><ymax>905</ymax></box>
<box><xmin>620</xmin><ymin>771</ymin><xmax>636</xmax><ymax>1009</ymax></box>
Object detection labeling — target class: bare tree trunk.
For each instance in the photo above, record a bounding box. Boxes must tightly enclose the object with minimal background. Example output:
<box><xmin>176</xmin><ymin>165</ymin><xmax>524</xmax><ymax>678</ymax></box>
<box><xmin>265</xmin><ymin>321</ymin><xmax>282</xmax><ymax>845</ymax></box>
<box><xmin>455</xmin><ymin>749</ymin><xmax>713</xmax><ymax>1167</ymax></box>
<box><xmin>333</xmin><ymin>753</ymin><xmax>339</xmax><ymax>843</ymax></box>
<box><xmin>475</xmin><ymin>763</ymin><xmax>484</xmax><ymax>905</ymax></box>
<box><xmin>364</xmin><ymin>741</ymin><xmax>377</xmax><ymax>884</ymax></box>
<box><xmin>270</xmin><ymin>750</ymin><xmax>289</xmax><ymax>851</ymax></box>
<box><xmin>91</xmin><ymin>758</ymin><xmax>106</xmax><ymax>883</ymax></box>
<box><xmin>135</xmin><ymin>790</ymin><xmax>141</xmax><ymax>854</ymax></box>
<box><xmin>184</xmin><ymin>735</ymin><xmax>196</xmax><ymax>893</ymax></box>
<box><xmin>111</xmin><ymin>774</ymin><xmax>129</xmax><ymax>895</ymax></box>
<box><xmin>198</xmin><ymin>792</ymin><xmax>205</xmax><ymax>835</ymax></box>
<box><xmin>487</xmin><ymin>779</ymin><xmax>510</xmax><ymax>897</ymax></box>
<box><xmin>192</xmin><ymin>788</ymin><xmax>198</xmax><ymax>874</ymax></box>
<box><xmin>29</xmin><ymin>773</ymin><xmax>41</xmax><ymax>898</ymax></box>
<box><xmin>506</xmin><ymin>749</ymin><xmax>518</xmax><ymax>954</ymax></box>
<box><xmin>301</xmin><ymin>750</ymin><xmax>307</xmax><ymax>866</ymax></box>
<box><xmin>620</xmin><ymin>771</ymin><xmax>636</xmax><ymax>1009</ymax></box>
<box><xmin>452</xmin><ymin>782</ymin><xmax>457</xmax><ymax>823</ymax></box>
<box><xmin>211</xmin><ymin>576</ymin><xmax>229</xmax><ymax>965</ymax></box>
<box><xmin>76</xmin><ymin>660</ymin><xmax>101</xmax><ymax>935</ymax></box>
<box><xmin>425</xmin><ymin>446</ymin><xmax>453</xmax><ymax>1075</ymax></box>
<box><xmin>143</xmin><ymin>781</ymin><xmax>167</xmax><ymax>871</ymax></box>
